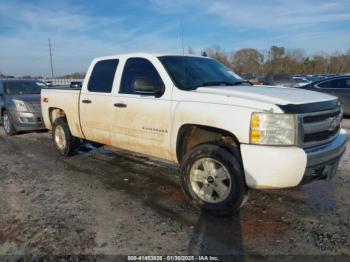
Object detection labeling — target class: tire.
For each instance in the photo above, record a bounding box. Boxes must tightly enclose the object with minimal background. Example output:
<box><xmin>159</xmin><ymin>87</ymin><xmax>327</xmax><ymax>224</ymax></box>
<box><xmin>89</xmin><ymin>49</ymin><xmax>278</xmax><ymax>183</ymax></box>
<box><xmin>180</xmin><ymin>143</ymin><xmax>247</xmax><ymax>216</ymax></box>
<box><xmin>2</xmin><ymin>110</ymin><xmax>17</xmax><ymax>136</ymax></box>
<box><xmin>52</xmin><ymin>118</ymin><xmax>80</xmax><ymax>156</ymax></box>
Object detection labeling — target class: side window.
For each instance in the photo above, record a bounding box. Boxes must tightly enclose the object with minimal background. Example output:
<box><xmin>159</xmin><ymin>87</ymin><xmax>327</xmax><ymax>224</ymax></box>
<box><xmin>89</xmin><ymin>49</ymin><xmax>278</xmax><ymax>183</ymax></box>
<box><xmin>88</xmin><ymin>59</ymin><xmax>119</xmax><ymax>93</ymax></box>
<box><xmin>120</xmin><ymin>58</ymin><xmax>164</xmax><ymax>94</ymax></box>
<box><xmin>318</xmin><ymin>81</ymin><xmax>330</xmax><ymax>88</ymax></box>
<box><xmin>346</xmin><ymin>78</ymin><xmax>350</xmax><ymax>88</ymax></box>
<box><xmin>329</xmin><ymin>79</ymin><xmax>347</xmax><ymax>89</ymax></box>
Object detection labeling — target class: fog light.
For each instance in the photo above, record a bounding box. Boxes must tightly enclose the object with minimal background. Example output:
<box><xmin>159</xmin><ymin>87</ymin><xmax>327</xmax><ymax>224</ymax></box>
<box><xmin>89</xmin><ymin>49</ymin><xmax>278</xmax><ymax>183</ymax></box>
<box><xmin>20</xmin><ymin>117</ymin><xmax>34</xmax><ymax>123</ymax></box>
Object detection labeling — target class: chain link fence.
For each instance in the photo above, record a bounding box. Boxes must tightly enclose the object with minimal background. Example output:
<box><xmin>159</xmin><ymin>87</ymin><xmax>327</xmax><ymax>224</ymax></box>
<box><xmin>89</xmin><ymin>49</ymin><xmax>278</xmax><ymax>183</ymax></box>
<box><xmin>43</xmin><ymin>78</ymin><xmax>84</xmax><ymax>86</ymax></box>
<box><xmin>0</xmin><ymin>78</ymin><xmax>84</xmax><ymax>87</ymax></box>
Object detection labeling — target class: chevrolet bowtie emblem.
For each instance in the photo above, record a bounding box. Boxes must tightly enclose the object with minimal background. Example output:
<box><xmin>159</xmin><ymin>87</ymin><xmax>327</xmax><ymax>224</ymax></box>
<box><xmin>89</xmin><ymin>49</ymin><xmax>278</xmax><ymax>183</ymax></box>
<box><xmin>328</xmin><ymin>117</ymin><xmax>339</xmax><ymax>131</ymax></box>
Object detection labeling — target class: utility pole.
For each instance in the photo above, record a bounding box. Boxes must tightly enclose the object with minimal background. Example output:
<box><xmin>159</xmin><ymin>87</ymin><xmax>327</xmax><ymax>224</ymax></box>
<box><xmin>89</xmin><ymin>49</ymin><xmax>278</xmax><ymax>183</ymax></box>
<box><xmin>48</xmin><ymin>38</ymin><xmax>54</xmax><ymax>78</ymax></box>
<box><xmin>180</xmin><ymin>20</ymin><xmax>184</xmax><ymax>56</ymax></box>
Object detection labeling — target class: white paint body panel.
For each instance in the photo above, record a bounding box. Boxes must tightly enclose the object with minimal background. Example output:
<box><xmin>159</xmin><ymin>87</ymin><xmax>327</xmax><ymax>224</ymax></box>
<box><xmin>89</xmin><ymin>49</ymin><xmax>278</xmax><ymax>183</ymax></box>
<box><xmin>241</xmin><ymin>145</ymin><xmax>307</xmax><ymax>189</ymax></box>
<box><xmin>41</xmin><ymin>89</ymin><xmax>84</xmax><ymax>138</ymax></box>
<box><xmin>194</xmin><ymin>85</ymin><xmax>335</xmax><ymax>105</ymax></box>
<box><xmin>41</xmin><ymin>52</ymin><xmax>339</xmax><ymax>189</ymax></box>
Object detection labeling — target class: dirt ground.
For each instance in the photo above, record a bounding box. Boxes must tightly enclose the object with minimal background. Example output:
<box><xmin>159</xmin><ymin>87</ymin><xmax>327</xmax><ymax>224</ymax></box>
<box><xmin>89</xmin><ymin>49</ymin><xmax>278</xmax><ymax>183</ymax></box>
<box><xmin>0</xmin><ymin>120</ymin><xmax>349</xmax><ymax>259</ymax></box>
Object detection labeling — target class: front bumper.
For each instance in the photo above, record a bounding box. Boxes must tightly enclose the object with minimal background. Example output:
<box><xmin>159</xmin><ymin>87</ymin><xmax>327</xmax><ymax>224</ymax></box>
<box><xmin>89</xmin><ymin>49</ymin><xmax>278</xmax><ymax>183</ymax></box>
<box><xmin>11</xmin><ymin>111</ymin><xmax>46</xmax><ymax>131</ymax></box>
<box><xmin>241</xmin><ymin>129</ymin><xmax>348</xmax><ymax>189</ymax></box>
<box><xmin>300</xmin><ymin>129</ymin><xmax>347</xmax><ymax>184</ymax></box>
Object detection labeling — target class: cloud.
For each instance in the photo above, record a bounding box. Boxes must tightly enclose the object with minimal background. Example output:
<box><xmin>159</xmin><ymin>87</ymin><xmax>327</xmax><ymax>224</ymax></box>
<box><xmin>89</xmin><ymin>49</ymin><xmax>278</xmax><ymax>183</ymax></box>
<box><xmin>0</xmin><ymin>0</ymin><xmax>349</xmax><ymax>76</ymax></box>
<box><xmin>147</xmin><ymin>0</ymin><xmax>350</xmax><ymax>53</ymax></box>
<box><xmin>149</xmin><ymin>0</ymin><xmax>350</xmax><ymax>29</ymax></box>
<box><xmin>0</xmin><ymin>1</ymin><xmax>181</xmax><ymax>76</ymax></box>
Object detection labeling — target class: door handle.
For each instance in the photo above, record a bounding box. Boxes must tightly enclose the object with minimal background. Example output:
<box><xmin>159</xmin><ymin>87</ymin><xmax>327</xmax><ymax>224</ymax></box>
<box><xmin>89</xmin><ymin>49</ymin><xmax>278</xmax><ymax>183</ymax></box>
<box><xmin>114</xmin><ymin>103</ymin><xmax>127</xmax><ymax>108</ymax></box>
<box><xmin>82</xmin><ymin>99</ymin><xmax>92</xmax><ymax>104</ymax></box>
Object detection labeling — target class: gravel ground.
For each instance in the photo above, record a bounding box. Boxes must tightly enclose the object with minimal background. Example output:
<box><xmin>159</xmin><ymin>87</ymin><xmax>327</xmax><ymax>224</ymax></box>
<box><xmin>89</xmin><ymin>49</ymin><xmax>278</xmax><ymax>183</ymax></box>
<box><xmin>0</xmin><ymin>120</ymin><xmax>349</xmax><ymax>258</ymax></box>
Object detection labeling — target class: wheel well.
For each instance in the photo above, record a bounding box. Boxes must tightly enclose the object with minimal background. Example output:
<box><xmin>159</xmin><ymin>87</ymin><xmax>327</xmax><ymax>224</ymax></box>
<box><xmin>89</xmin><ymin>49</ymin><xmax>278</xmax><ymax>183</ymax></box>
<box><xmin>176</xmin><ymin>124</ymin><xmax>240</xmax><ymax>162</ymax></box>
<box><xmin>49</xmin><ymin>108</ymin><xmax>66</xmax><ymax>125</ymax></box>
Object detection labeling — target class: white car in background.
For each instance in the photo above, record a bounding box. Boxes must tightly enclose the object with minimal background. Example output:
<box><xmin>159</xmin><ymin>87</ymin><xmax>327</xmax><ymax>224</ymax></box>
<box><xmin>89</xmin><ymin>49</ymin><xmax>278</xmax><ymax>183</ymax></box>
<box><xmin>292</xmin><ymin>76</ymin><xmax>312</xmax><ymax>87</ymax></box>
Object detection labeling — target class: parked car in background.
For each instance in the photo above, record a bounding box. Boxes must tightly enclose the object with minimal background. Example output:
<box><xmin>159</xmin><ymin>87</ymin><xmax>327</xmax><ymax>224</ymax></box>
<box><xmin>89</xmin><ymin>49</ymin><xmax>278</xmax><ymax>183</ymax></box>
<box><xmin>299</xmin><ymin>76</ymin><xmax>350</xmax><ymax>115</ymax></box>
<box><xmin>0</xmin><ymin>80</ymin><xmax>46</xmax><ymax>135</ymax></box>
<box><xmin>292</xmin><ymin>76</ymin><xmax>311</xmax><ymax>87</ymax></box>
<box><xmin>45</xmin><ymin>81</ymin><xmax>53</xmax><ymax>87</ymax></box>
<box><xmin>70</xmin><ymin>81</ymin><xmax>82</xmax><ymax>88</ymax></box>
<box><xmin>263</xmin><ymin>74</ymin><xmax>298</xmax><ymax>87</ymax></box>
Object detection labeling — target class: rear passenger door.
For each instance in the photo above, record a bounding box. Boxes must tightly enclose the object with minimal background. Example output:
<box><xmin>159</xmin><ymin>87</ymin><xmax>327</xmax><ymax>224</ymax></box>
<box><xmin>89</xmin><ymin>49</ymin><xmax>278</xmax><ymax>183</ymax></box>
<box><xmin>111</xmin><ymin>57</ymin><xmax>172</xmax><ymax>159</ymax></box>
<box><xmin>80</xmin><ymin>59</ymin><xmax>119</xmax><ymax>144</ymax></box>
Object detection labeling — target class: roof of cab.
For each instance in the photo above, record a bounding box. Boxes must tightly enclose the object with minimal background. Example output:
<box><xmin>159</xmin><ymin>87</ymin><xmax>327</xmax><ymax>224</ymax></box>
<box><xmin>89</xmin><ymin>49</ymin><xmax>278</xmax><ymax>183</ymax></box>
<box><xmin>93</xmin><ymin>52</ymin><xmax>211</xmax><ymax>61</ymax></box>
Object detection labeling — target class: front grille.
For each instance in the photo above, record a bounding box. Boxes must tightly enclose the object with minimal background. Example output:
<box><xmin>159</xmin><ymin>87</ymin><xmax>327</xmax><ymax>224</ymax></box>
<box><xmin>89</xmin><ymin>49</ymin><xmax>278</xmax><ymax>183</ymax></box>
<box><xmin>304</xmin><ymin>127</ymin><xmax>340</xmax><ymax>143</ymax></box>
<box><xmin>303</xmin><ymin>110</ymin><xmax>341</xmax><ymax>124</ymax></box>
<box><xmin>299</xmin><ymin>107</ymin><xmax>342</xmax><ymax>148</ymax></box>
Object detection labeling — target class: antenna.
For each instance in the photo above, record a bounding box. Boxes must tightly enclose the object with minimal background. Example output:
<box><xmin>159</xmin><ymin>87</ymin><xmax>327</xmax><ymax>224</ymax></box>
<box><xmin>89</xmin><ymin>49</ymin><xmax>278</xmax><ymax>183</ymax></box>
<box><xmin>48</xmin><ymin>38</ymin><xmax>54</xmax><ymax>78</ymax></box>
<box><xmin>180</xmin><ymin>20</ymin><xmax>184</xmax><ymax>55</ymax></box>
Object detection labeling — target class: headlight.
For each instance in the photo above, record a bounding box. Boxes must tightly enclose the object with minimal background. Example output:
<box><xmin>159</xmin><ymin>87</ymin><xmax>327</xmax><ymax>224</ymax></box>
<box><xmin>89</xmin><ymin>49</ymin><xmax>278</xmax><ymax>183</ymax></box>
<box><xmin>250</xmin><ymin>112</ymin><xmax>296</xmax><ymax>146</ymax></box>
<box><xmin>13</xmin><ymin>99</ymin><xmax>28</xmax><ymax>112</ymax></box>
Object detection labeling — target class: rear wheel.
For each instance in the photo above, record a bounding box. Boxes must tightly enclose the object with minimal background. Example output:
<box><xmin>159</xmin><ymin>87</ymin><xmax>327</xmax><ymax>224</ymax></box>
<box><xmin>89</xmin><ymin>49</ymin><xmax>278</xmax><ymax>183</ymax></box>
<box><xmin>180</xmin><ymin>143</ymin><xmax>247</xmax><ymax>216</ymax></box>
<box><xmin>2</xmin><ymin>110</ymin><xmax>17</xmax><ymax>136</ymax></box>
<box><xmin>52</xmin><ymin>118</ymin><xmax>80</xmax><ymax>156</ymax></box>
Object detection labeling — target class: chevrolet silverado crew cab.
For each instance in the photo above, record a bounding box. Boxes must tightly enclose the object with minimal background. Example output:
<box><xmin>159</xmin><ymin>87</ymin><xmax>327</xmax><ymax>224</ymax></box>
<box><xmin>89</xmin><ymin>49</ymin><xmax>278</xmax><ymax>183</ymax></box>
<box><xmin>41</xmin><ymin>53</ymin><xmax>348</xmax><ymax>216</ymax></box>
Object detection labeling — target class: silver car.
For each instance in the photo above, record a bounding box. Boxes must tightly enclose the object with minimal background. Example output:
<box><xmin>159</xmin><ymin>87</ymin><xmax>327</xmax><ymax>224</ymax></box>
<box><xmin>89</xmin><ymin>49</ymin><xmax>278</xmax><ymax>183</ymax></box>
<box><xmin>0</xmin><ymin>80</ymin><xmax>46</xmax><ymax>135</ymax></box>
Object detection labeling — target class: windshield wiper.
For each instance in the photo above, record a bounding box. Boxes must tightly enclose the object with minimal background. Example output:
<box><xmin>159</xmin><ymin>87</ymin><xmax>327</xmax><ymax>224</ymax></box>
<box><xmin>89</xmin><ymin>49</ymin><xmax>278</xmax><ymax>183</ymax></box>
<box><xmin>187</xmin><ymin>80</ymin><xmax>252</xmax><ymax>90</ymax></box>
<box><xmin>200</xmin><ymin>81</ymin><xmax>236</xmax><ymax>87</ymax></box>
<box><xmin>190</xmin><ymin>81</ymin><xmax>236</xmax><ymax>89</ymax></box>
<box><xmin>231</xmin><ymin>80</ymin><xmax>252</xmax><ymax>86</ymax></box>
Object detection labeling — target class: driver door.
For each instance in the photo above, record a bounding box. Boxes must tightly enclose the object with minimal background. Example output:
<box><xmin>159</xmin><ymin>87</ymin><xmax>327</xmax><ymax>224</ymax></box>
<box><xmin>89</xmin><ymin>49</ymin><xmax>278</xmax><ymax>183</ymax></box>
<box><xmin>111</xmin><ymin>57</ymin><xmax>172</xmax><ymax>159</ymax></box>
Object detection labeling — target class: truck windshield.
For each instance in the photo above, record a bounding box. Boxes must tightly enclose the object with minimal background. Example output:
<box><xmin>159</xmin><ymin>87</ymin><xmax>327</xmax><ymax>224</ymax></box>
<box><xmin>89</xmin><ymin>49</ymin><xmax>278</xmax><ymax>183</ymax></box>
<box><xmin>4</xmin><ymin>81</ymin><xmax>44</xmax><ymax>95</ymax></box>
<box><xmin>158</xmin><ymin>56</ymin><xmax>246</xmax><ymax>90</ymax></box>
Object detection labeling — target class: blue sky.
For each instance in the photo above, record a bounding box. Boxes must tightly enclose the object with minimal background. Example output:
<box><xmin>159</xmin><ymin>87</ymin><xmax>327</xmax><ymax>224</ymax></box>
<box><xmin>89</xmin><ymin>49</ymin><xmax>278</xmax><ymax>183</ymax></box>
<box><xmin>0</xmin><ymin>0</ymin><xmax>349</xmax><ymax>76</ymax></box>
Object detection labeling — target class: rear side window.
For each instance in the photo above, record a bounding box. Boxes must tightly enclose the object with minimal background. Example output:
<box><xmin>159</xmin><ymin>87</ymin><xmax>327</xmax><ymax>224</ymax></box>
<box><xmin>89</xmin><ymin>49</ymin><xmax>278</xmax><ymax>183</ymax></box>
<box><xmin>329</xmin><ymin>78</ymin><xmax>348</xmax><ymax>89</ymax></box>
<box><xmin>120</xmin><ymin>58</ymin><xmax>163</xmax><ymax>94</ymax></box>
<box><xmin>88</xmin><ymin>59</ymin><xmax>119</xmax><ymax>93</ymax></box>
<box><xmin>318</xmin><ymin>81</ymin><xmax>330</xmax><ymax>88</ymax></box>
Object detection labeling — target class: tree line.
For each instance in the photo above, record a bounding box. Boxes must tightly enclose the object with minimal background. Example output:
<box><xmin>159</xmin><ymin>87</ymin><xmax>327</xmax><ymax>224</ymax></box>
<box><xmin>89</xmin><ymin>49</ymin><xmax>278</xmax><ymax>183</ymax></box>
<box><xmin>2</xmin><ymin>46</ymin><xmax>350</xmax><ymax>79</ymax></box>
<box><xmin>193</xmin><ymin>46</ymin><xmax>350</xmax><ymax>78</ymax></box>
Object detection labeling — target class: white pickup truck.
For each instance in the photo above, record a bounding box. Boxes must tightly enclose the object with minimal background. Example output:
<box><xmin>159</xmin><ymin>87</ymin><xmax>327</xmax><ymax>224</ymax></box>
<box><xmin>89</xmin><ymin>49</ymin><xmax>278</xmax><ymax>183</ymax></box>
<box><xmin>41</xmin><ymin>53</ymin><xmax>348</xmax><ymax>215</ymax></box>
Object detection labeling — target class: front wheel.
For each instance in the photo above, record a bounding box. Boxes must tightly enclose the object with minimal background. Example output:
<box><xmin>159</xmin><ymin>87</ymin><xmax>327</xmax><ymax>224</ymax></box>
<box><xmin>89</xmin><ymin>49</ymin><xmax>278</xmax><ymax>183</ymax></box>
<box><xmin>52</xmin><ymin>118</ymin><xmax>80</xmax><ymax>156</ymax></box>
<box><xmin>2</xmin><ymin>110</ymin><xmax>17</xmax><ymax>136</ymax></box>
<box><xmin>180</xmin><ymin>143</ymin><xmax>247</xmax><ymax>216</ymax></box>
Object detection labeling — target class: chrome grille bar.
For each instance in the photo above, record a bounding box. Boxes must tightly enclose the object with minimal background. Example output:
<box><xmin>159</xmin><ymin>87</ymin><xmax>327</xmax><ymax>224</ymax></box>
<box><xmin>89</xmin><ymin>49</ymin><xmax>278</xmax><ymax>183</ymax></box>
<box><xmin>298</xmin><ymin>107</ymin><xmax>342</xmax><ymax>148</ymax></box>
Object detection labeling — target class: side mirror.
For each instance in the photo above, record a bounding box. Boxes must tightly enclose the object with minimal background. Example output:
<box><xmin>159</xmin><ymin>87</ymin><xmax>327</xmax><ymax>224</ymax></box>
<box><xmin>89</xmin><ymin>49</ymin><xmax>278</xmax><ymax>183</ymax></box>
<box><xmin>132</xmin><ymin>77</ymin><xmax>165</xmax><ymax>97</ymax></box>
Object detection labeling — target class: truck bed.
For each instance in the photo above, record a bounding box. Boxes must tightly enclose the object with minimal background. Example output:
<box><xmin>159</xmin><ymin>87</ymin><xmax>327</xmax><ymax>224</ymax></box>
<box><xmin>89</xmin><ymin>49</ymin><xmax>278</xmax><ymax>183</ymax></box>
<box><xmin>43</xmin><ymin>86</ymin><xmax>81</xmax><ymax>90</ymax></box>
<box><xmin>41</xmin><ymin>88</ymin><xmax>84</xmax><ymax>138</ymax></box>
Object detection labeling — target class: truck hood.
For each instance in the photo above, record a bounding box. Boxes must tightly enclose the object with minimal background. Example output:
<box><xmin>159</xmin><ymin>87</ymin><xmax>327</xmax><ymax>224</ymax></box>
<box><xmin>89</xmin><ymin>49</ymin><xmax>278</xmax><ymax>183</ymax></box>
<box><xmin>193</xmin><ymin>85</ymin><xmax>336</xmax><ymax>105</ymax></box>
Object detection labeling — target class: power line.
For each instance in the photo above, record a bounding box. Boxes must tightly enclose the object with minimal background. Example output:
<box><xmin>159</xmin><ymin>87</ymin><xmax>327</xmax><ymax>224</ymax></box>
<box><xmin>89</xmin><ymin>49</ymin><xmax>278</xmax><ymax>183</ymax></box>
<box><xmin>48</xmin><ymin>38</ymin><xmax>54</xmax><ymax>78</ymax></box>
